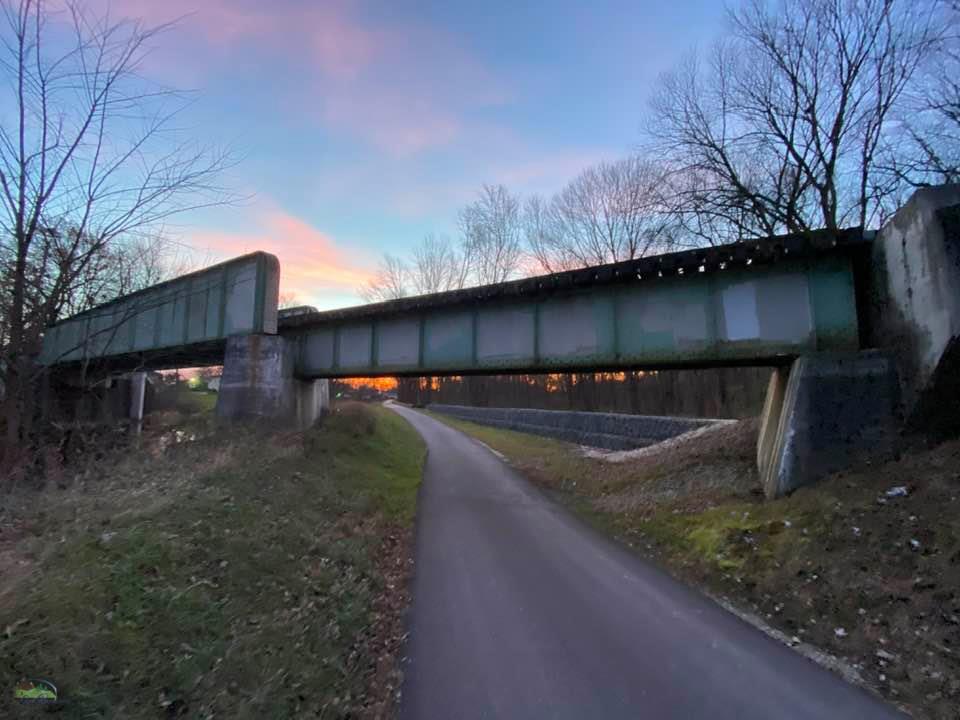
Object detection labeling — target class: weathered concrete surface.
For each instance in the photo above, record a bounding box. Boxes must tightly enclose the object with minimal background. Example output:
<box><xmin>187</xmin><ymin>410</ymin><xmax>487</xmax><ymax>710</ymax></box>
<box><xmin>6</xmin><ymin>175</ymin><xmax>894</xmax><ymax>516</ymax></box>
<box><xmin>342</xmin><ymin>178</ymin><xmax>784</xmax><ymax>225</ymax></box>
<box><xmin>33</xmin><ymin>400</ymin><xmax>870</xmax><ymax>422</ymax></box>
<box><xmin>428</xmin><ymin>404</ymin><xmax>717</xmax><ymax>450</ymax></box>
<box><xmin>129</xmin><ymin>372</ymin><xmax>146</xmax><ymax>434</ymax></box>
<box><xmin>216</xmin><ymin>334</ymin><xmax>328</xmax><ymax>429</ymax></box>
<box><xmin>760</xmin><ymin>353</ymin><xmax>900</xmax><ymax>498</ymax></box>
<box><xmin>756</xmin><ymin>366</ymin><xmax>789</xmax><ymax>482</ymax></box>
<box><xmin>867</xmin><ymin>185</ymin><xmax>960</xmax><ymax>434</ymax></box>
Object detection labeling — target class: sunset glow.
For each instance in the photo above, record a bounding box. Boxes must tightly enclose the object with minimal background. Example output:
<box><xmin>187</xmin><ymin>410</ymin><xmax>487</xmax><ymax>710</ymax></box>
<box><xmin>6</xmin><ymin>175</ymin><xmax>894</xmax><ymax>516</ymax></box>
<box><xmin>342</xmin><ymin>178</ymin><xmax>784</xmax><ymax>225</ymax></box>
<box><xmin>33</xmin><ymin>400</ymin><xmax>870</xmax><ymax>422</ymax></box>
<box><xmin>79</xmin><ymin>0</ymin><xmax>725</xmax><ymax>310</ymax></box>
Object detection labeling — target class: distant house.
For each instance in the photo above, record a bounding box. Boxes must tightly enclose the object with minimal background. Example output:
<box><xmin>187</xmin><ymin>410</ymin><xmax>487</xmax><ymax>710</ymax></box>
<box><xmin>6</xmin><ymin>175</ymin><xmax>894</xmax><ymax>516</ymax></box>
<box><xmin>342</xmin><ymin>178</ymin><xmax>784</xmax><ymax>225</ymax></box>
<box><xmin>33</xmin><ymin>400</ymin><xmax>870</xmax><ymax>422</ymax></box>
<box><xmin>207</xmin><ymin>376</ymin><xmax>221</xmax><ymax>392</ymax></box>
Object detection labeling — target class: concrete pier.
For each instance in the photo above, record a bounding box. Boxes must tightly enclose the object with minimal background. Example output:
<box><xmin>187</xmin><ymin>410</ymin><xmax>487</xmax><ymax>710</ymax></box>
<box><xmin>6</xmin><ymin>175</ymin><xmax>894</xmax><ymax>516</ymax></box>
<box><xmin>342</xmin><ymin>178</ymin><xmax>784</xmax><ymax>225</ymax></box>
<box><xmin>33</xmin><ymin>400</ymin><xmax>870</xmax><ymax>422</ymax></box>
<box><xmin>216</xmin><ymin>334</ymin><xmax>328</xmax><ymax>429</ymax></box>
<box><xmin>129</xmin><ymin>372</ymin><xmax>146</xmax><ymax>434</ymax></box>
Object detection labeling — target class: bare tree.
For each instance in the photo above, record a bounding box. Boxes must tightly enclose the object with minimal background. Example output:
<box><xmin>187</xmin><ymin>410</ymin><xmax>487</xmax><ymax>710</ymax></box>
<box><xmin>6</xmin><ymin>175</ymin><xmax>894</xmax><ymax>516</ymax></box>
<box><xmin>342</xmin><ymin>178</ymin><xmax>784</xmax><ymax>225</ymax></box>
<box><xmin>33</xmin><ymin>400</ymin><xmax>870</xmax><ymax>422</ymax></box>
<box><xmin>523</xmin><ymin>194</ymin><xmax>568</xmax><ymax>274</ymax></box>
<box><xmin>0</xmin><ymin>0</ymin><xmax>230</xmax><ymax>450</ymax></box>
<box><xmin>410</xmin><ymin>233</ymin><xmax>468</xmax><ymax>295</ymax></box>
<box><xmin>278</xmin><ymin>291</ymin><xmax>301</xmax><ymax>310</ymax></box>
<box><xmin>359</xmin><ymin>253</ymin><xmax>408</xmax><ymax>302</ymax></box>
<box><xmin>881</xmin><ymin>0</ymin><xmax>960</xmax><ymax>185</ymax></box>
<box><xmin>647</xmin><ymin>0</ymin><xmax>938</xmax><ymax>240</ymax></box>
<box><xmin>458</xmin><ymin>184</ymin><xmax>524</xmax><ymax>285</ymax></box>
<box><xmin>526</xmin><ymin>156</ymin><xmax>674</xmax><ymax>272</ymax></box>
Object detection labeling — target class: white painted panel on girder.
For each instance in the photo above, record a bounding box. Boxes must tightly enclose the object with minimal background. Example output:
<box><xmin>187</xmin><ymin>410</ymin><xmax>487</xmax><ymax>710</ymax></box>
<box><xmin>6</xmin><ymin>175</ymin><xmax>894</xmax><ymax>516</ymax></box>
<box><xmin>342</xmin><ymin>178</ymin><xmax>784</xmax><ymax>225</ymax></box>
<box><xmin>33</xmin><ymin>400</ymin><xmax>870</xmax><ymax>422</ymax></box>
<box><xmin>619</xmin><ymin>281</ymin><xmax>711</xmax><ymax>354</ymax></box>
<box><xmin>87</xmin><ymin>309</ymin><xmax>115</xmax><ymax>356</ymax></box>
<box><xmin>338</xmin><ymin>324</ymin><xmax>372</xmax><ymax>368</ymax></box>
<box><xmin>754</xmin><ymin>273</ymin><xmax>813</xmax><ymax>342</ymax></box>
<box><xmin>476</xmin><ymin>306</ymin><xmax>535</xmax><ymax>364</ymax></box>
<box><xmin>721</xmin><ymin>282</ymin><xmax>761</xmax><ymax>340</ymax></box>
<box><xmin>204</xmin><ymin>281</ymin><xmax>221</xmax><ymax>338</ymax></box>
<box><xmin>378</xmin><ymin>318</ymin><xmax>420</xmax><ymax>367</ymax></box>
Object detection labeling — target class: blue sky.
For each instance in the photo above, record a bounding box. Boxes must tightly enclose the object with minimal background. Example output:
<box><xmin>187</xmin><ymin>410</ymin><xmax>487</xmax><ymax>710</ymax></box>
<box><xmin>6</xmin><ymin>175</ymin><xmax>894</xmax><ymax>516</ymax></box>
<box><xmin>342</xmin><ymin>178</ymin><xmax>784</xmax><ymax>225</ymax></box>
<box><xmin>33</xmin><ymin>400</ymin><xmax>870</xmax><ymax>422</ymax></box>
<box><xmin>103</xmin><ymin>0</ymin><xmax>727</xmax><ymax>308</ymax></box>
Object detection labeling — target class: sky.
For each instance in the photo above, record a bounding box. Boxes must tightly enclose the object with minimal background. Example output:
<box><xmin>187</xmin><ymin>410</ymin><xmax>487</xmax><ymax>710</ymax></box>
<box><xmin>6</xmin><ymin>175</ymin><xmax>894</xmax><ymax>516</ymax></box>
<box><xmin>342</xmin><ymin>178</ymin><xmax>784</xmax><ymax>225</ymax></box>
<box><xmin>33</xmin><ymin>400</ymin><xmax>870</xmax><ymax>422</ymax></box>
<box><xmin>101</xmin><ymin>0</ymin><xmax>728</xmax><ymax>309</ymax></box>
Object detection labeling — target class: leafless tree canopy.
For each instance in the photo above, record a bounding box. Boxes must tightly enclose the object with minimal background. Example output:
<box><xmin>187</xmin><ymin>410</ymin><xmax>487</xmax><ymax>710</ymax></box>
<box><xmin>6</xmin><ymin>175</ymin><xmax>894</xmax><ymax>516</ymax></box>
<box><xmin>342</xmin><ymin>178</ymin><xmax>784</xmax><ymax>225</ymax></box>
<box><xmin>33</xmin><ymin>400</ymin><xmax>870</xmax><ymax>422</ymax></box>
<box><xmin>410</xmin><ymin>233</ymin><xmax>469</xmax><ymax>295</ymax></box>
<box><xmin>458</xmin><ymin>184</ymin><xmax>524</xmax><ymax>285</ymax></box>
<box><xmin>359</xmin><ymin>253</ymin><xmax>409</xmax><ymax>303</ymax></box>
<box><xmin>647</xmin><ymin>0</ymin><xmax>939</xmax><ymax>239</ymax></box>
<box><xmin>362</xmin><ymin>186</ymin><xmax>524</xmax><ymax>302</ymax></box>
<box><xmin>881</xmin><ymin>0</ymin><xmax>960</xmax><ymax>185</ymax></box>
<box><xmin>360</xmin><ymin>0</ymin><xmax>954</xmax><ymax>303</ymax></box>
<box><xmin>1</xmin><ymin>0</ymin><xmax>229</xmax><ymax>449</ymax></box>
<box><xmin>526</xmin><ymin>156</ymin><xmax>675</xmax><ymax>273</ymax></box>
<box><xmin>360</xmin><ymin>233</ymin><xmax>471</xmax><ymax>303</ymax></box>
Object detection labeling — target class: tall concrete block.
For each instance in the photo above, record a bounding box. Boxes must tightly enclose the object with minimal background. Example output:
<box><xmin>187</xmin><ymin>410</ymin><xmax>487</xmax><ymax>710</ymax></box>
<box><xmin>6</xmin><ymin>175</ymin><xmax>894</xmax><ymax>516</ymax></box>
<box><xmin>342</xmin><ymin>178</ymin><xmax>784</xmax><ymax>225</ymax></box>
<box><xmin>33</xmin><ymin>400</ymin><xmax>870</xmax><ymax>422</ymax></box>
<box><xmin>129</xmin><ymin>371</ymin><xmax>146</xmax><ymax>434</ymax></box>
<box><xmin>868</xmin><ymin>185</ymin><xmax>960</xmax><ymax>435</ymax></box>
<box><xmin>759</xmin><ymin>352</ymin><xmax>900</xmax><ymax>498</ymax></box>
<box><xmin>216</xmin><ymin>334</ymin><xmax>327</xmax><ymax>429</ymax></box>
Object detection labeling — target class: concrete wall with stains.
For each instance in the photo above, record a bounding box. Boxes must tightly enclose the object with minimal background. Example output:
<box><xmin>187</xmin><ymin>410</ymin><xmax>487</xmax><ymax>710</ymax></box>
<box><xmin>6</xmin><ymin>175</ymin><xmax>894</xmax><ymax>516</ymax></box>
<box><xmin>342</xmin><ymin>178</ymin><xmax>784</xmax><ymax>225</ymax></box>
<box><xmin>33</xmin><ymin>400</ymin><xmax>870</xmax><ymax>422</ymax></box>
<box><xmin>866</xmin><ymin>184</ymin><xmax>960</xmax><ymax>433</ymax></box>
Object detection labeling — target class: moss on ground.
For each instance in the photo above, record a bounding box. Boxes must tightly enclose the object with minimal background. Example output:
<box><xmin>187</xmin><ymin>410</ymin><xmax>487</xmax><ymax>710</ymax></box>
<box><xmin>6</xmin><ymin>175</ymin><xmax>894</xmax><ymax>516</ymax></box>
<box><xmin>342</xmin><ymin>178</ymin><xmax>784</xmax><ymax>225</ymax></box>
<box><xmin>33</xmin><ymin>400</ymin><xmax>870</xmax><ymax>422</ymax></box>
<box><xmin>0</xmin><ymin>402</ymin><xmax>424</xmax><ymax>719</ymax></box>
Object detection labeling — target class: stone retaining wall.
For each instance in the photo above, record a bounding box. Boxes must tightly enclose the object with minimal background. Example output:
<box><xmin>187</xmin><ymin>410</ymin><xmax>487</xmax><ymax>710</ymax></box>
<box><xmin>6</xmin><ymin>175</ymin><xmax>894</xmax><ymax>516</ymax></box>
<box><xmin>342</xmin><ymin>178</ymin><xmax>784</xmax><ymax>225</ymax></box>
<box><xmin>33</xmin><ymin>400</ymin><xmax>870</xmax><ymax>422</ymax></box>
<box><xmin>428</xmin><ymin>404</ymin><xmax>718</xmax><ymax>450</ymax></box>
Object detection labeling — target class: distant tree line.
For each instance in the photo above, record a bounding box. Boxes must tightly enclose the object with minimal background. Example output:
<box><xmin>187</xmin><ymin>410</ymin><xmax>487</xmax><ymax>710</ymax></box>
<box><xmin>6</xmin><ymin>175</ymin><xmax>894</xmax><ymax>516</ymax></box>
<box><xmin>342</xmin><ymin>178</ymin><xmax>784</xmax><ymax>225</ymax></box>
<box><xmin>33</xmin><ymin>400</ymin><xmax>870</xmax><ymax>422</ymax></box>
<box><xmin>398</xmin><ymin>368</ymin><xmax>771</xmax><ymax>420</ymax></box>
<box><xmin>367</xmin><ymin>0</ymin><xmax>959</xmax><ymax>417</ymax></box>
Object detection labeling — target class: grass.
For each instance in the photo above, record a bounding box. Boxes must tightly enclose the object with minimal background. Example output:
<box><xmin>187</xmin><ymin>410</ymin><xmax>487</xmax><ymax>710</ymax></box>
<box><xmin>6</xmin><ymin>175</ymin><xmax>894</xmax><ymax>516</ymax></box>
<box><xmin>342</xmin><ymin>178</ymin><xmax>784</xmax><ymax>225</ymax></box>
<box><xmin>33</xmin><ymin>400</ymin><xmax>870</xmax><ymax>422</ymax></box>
<box><xmin>0</xmin><ymin>402</ymin><xmax>425</xmax><ymax>719</ymax></box>
<box><xmin>175</xmin><ymin>385</ymin><xmax>218</xmax><ymax>414</ymax></box>
<box><xmin>422</xmin><ymin>411</ymin><xmax>609</xmax><ymax>494</ymax></box>
<box><xmin>424</xmin><ymin>411</ymin><xmax>836</xmax><ymax>577</ymax></box>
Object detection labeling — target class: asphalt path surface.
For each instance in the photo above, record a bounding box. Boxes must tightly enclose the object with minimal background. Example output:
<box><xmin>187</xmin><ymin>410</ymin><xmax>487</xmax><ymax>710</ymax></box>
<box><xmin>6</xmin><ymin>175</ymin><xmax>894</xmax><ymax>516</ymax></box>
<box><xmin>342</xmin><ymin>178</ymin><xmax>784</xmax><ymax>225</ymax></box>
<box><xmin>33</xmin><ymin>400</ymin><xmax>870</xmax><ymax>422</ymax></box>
<box><xmin>389</xmin><ymin>403</ymin><xmax>905</xmax><ymax>720</ymax></box>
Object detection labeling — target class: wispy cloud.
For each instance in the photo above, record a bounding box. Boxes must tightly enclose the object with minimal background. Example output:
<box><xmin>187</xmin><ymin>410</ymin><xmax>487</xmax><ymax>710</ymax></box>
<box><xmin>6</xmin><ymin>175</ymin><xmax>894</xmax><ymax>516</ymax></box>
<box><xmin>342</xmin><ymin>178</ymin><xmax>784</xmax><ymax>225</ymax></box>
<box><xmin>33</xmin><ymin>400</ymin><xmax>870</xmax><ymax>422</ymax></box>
<box><xmin>104</xmin><ymin>0</ymin><xmax>506</xmax><ymax>156</ymax></box>
<box><xmin>189</xmin><ymin>208</ymin><xmax>374</xmax><ymax>307</ymax></box>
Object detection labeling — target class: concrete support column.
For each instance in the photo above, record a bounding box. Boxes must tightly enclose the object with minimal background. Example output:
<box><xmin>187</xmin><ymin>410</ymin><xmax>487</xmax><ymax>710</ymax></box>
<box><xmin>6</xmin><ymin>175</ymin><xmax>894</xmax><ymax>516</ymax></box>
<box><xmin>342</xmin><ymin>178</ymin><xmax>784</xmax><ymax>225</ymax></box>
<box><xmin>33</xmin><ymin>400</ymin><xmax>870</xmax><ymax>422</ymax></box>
<box><xmin>129</xmin><ymin>371</ymin><xmax>146</xmax><ymax>434</ymax></box>
<box><xmin>216</xmin><ymin>334</ymin><xmax>328</xmax><ymax>429</ymax></box>
<box><xmin>867</xmin><ymin>184</ymin><xmax>960</xmax><ymax>435</ymax></box>
<box><xmin>757</xmin><ymin>352</ymin><xmax>900</xmax><ymax>498</ymax></box>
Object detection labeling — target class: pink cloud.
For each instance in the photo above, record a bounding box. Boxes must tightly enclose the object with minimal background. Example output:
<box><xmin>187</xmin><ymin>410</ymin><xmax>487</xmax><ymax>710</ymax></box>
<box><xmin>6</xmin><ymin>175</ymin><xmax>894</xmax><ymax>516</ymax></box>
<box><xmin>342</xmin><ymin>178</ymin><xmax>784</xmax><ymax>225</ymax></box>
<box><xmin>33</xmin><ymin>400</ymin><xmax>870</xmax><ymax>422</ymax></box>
<box><xmin>189</xmin><ymin>209</ymin><xmax>375</xmax><ymax>305</ymax></box>
<box><xmin>97</xmin><ymin>0</ymin><xmax>507</xmax><ymax>156</ymax></box>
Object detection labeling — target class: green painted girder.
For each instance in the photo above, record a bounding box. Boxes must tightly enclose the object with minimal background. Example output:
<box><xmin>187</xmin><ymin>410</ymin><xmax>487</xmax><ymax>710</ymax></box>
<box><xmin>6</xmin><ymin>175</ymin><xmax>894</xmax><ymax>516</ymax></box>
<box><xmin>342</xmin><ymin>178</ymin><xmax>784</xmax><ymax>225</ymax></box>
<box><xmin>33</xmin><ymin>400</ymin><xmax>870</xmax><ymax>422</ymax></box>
<box><xmin>285</xmin><ymin>253</ymin><xmax>860</xmax><ymax>378</ymax></box>
<box><xmin>40</xmin><ymin>252</ymin><xmax>279</xmax><ymax>367</ymax></box>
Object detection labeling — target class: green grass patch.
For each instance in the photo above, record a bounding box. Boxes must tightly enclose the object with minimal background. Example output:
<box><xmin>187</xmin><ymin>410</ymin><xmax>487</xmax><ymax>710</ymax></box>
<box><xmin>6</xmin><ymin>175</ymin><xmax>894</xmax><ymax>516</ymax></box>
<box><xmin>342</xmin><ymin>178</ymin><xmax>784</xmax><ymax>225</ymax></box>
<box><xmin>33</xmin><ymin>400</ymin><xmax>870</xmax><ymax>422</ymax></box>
<box><xmin>424</xmin><ymin>409</ymin><xmax>831</xmax><ymax>573</ymax></box>
<box><xmin>309</xmin><ymin>403</ymin><xmax>426</xmax><ymax>523</ymax></box>
<box><xmin>175</xmin><ymin>385</ymin><xmax>218</xmax><ymax>414</ymax></box>
<box><xmin>422</xmin><ymin>411</ymin><xmax>593</xmax><ymax>491</ymax></box>
<box><xmin>1</xmin><ymin>402</ymin><xmax>424</xmax><ymax>719</ymax></box>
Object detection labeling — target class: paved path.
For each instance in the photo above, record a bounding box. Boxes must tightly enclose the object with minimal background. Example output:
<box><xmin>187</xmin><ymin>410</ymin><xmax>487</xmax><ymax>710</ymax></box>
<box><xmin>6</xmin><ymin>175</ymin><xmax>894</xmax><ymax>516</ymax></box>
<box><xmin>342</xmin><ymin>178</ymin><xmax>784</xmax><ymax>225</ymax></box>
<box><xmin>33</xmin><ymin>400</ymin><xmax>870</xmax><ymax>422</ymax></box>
<box><xmin>389</xmin><ymin>404</ymin><xmax>904</xmax><ymax>720</ymax></box>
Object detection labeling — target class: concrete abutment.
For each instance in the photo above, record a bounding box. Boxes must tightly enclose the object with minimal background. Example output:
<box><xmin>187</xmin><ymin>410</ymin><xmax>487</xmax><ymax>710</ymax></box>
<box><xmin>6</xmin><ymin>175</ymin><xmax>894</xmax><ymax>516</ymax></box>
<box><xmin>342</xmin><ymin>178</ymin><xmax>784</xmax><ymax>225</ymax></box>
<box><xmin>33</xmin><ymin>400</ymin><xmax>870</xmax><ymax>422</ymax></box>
<box><xmin>757</xmin><ymin>353</ymin><xmax>900</xmax><ymax>498</ymax></box>
<box><xmin>758</xmin><ymin>185</ymin><xmax>960</xmax><ymax>497</ymax></box>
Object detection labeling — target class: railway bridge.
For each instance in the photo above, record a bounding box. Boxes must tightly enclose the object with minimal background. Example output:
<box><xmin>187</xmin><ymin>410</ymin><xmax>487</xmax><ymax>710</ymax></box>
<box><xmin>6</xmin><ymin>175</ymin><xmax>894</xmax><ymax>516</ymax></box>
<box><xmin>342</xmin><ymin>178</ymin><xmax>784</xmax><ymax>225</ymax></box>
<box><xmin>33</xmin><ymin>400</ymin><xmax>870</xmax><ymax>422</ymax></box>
<box><xmin>40</xmin><ymin>185</ymin><xmax>960</xmax><ymax>497</ymax></box>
